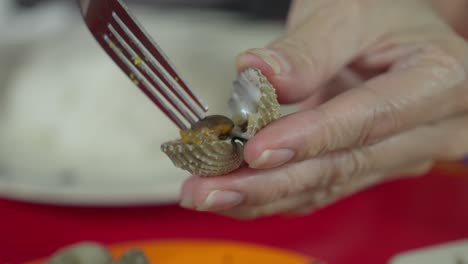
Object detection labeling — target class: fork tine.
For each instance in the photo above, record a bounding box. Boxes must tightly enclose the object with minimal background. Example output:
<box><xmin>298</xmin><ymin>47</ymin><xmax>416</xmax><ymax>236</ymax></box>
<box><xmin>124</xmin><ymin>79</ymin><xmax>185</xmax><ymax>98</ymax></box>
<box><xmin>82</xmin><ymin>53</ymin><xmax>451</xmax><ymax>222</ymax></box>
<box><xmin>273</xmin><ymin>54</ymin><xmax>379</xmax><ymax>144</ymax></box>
<box><xmin>110</xmin><ymin>11</ymin><xmax>206</xmax><ymax>123</ymax></box>
<box><xmin>103</xmin><ymin>33</ymin><xmax>190</xmax><ymax>129</ymax></box>
<box><xmin>106</xmin><ymin>24</ymin><xmax>199</xmax><ymax>126</ymax></box>
<box><xmin>78</xmin><ymin>0</ymin><xmax>209</xmax><ymax>130</ymax></box>
<box><xmin>111</xmin><ymin>0</ymin><xmax>209</xmax><ymax>114</ymax></box>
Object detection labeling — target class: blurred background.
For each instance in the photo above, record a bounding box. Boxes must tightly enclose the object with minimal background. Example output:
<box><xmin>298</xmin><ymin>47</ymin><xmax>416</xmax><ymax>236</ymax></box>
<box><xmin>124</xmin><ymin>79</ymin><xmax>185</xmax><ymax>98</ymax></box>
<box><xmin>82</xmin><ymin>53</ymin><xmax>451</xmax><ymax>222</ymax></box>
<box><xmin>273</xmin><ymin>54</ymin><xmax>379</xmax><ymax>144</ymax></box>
<box><xmin>1</xmin><ymin>1</ymin><xmax>468</xmax><ymax>264</ymax></box>
<box><xmin>0</xmin><ymin>0</ymin><xmax>291</xmax><ymax>205</ymax></box>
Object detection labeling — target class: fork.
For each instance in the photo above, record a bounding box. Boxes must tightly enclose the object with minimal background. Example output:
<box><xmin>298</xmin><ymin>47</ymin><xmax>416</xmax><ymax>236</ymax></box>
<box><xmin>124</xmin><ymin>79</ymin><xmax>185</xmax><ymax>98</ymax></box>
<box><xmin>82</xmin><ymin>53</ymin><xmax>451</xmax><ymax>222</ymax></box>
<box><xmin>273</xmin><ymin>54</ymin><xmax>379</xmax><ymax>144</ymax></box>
<box><xmin>77</xmin><ymin>0</ymin><xmax>209</xmax><ymax>130</ymax></box>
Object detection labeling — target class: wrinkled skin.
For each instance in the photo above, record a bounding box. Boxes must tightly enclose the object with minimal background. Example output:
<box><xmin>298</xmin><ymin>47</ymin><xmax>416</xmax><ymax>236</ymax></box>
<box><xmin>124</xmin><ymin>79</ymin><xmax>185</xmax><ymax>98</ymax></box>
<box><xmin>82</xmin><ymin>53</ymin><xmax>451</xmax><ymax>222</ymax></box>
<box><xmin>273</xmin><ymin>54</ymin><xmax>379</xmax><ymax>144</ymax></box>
<box><xmin>179</xmin><ymin>0</ymin><xmax>468</xmax><ymax>219</ymax></box>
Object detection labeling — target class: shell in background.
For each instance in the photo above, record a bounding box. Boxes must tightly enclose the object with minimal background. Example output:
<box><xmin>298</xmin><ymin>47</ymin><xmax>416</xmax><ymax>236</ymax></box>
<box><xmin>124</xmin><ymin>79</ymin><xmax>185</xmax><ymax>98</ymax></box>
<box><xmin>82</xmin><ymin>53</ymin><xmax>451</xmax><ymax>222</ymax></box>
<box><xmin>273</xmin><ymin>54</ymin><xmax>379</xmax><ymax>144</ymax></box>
<box><xmin>114</xmin><ymin>249</ymin><xmax>151</xmax><ymax>264</ymax></box>
<box><xmin>229</xmin><ymin>68</ymin><xmax>281</xmax><ymax>138</ymax></box>
<box><xmin>46</xmin><ymin>242</ymin><xmax>111</xmax><ymax>264</ymax></box>
<box><xmin>161</xmin><ymin>139</ymin><xmax>243</xmax><ymax>177</ymax></box>
<box><xmin>46</xmin><ymin>242</ymin><xmax>151</xmax><ymax>264</ymax></box>
<box><xmin>161</xmin><ymin>68</ymin><xmax>280</xmax><ymax>177</ymax></box>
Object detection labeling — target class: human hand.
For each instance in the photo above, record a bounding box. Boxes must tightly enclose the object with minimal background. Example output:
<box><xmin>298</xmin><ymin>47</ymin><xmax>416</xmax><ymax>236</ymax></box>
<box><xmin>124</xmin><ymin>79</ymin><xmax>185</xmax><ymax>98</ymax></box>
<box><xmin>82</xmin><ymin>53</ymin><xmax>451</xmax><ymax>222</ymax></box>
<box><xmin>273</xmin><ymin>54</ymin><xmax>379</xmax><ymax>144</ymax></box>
<box><xmin>179</xmin><ymin>0</ymin><xmax>468</xmax><ymax>219</ymax></box>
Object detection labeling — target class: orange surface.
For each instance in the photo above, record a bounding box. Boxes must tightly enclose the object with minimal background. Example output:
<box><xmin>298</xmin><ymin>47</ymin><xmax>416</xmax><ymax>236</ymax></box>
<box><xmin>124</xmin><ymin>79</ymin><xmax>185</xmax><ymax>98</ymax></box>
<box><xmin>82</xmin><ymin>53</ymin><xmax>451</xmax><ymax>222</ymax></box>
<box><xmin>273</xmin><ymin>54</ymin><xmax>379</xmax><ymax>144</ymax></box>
<box><xmin>27</xmin><ymin>240</ymin><xmax>314</xmax><ymax>264</ymax></box>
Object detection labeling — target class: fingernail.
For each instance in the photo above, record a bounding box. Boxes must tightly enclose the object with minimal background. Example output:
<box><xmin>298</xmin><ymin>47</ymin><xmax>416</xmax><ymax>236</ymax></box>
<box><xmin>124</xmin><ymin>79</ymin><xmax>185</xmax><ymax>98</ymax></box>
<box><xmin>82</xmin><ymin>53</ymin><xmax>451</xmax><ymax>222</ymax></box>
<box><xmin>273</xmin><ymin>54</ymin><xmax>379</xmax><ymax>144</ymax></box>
<box><xmin>197</xmin><ymin>190</ymin><xmax>244</xmax><ymax>211</ymax></box>
<box><xmin>250</xmin><ymin>149</ymin><xmax>295</xmax><ymax>169</ymax></box>
<box><xmin>248</xmin><ymin>48</ymin><xmax>282</xmax><ymax>75</ymax></box>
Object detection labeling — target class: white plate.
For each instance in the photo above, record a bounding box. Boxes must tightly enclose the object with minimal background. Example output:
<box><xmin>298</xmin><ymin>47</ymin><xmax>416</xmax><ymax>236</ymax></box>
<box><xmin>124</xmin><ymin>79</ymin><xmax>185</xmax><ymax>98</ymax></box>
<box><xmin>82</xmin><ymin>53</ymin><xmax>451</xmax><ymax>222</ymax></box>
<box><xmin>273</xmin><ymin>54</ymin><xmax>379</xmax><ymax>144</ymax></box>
<box><xmin>390</xmin><ymin>239</ymin><xmax>468</xmax><ymax>264</ymax></box>
<box><xmin>0</xmin><ymin>5</ymin><xmax>282</xmax><ymax>206</ymax></box>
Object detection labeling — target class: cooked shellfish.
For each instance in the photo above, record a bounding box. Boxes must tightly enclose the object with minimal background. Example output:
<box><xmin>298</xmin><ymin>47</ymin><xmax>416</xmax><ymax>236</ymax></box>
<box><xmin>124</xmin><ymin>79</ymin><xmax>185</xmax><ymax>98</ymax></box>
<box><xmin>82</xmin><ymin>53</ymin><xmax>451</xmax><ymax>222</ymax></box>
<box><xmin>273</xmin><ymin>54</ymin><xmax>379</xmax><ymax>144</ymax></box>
<box><xmin>161</xmin><ymin>68</ymin><xmax>281</xmax><ymax>176</ymax></box>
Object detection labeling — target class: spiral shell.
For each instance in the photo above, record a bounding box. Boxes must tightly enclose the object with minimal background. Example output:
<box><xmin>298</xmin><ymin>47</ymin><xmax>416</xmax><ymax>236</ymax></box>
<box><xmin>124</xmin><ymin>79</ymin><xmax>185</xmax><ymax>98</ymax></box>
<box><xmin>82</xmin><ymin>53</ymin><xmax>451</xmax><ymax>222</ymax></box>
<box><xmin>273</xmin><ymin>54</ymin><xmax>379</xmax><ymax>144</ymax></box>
<box><xmin>161</xmin><ymin>68</ymin><xmax>280</xmax><ymax>176</ymax></box>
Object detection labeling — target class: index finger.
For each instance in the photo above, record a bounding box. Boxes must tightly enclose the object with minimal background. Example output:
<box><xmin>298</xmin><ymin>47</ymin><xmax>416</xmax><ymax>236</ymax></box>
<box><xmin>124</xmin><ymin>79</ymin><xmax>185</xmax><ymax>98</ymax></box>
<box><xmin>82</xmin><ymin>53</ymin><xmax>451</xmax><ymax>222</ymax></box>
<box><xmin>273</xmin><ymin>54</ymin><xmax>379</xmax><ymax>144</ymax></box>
<box><xmin>244</xmin><ymin>43</ymin><xmax>467</xmax><ymax>168</ymax></box>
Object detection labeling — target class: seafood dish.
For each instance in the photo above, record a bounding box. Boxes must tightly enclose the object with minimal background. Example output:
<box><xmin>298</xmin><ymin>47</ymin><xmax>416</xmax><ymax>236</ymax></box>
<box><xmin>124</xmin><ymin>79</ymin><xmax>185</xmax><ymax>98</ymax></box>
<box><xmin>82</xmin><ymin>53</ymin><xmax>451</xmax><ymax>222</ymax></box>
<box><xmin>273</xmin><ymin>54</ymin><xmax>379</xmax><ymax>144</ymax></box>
<box><xmin>161</xmin><ymin>68</ymin><xmax>281</xmax><ymax>177</ymax></box>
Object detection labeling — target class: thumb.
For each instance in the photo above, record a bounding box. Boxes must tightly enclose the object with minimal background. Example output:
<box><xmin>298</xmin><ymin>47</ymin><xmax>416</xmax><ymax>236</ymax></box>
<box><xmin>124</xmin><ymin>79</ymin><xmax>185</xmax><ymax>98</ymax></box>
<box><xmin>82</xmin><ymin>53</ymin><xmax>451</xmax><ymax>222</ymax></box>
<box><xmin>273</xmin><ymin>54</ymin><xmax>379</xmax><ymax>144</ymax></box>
<box><xmin>236</xmin><ymin>1</ymin><xmax>372</xmax><ymax>104</ymax></box>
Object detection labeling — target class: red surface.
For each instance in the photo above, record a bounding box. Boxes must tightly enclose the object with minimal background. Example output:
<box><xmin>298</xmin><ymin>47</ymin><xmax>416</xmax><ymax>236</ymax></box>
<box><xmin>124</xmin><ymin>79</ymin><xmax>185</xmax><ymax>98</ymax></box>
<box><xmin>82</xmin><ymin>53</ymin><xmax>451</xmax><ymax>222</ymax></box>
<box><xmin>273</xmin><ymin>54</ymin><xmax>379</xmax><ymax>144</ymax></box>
<box><xmin>1</xmin><ymin>163</ymin><xmax>468</xmax><ymax>264</ymax></box>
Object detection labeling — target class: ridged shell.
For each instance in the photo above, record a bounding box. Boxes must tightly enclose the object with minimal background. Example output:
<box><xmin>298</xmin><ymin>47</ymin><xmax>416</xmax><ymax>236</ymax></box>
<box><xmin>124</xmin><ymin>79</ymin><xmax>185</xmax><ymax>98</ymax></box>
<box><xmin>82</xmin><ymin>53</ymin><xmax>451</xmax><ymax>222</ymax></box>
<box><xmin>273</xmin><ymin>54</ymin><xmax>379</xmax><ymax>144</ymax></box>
<box><xmin>243</xmin><ymin>69</ymin><xmax>281</xmax><ymax>137</ymax></box>
<box><xmin>161</xmin><ymin>68</ymin><xmax>280</xmax><ymax>177</ymax></box>
<box><xmin>161</xmin><ymin>139</ymin><xmax>243</xmax><ymax>177</ymax></box>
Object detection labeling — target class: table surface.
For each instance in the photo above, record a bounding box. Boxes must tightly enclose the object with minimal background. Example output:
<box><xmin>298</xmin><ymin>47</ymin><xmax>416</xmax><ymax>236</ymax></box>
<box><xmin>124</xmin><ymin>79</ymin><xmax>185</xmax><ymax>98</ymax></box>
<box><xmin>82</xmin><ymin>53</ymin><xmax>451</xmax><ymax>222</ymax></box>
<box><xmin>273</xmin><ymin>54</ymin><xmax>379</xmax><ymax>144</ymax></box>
<box><xmin>2</xmin><ymin>162</ymin><xmax>468</xmax><ymax>264</ymax></box>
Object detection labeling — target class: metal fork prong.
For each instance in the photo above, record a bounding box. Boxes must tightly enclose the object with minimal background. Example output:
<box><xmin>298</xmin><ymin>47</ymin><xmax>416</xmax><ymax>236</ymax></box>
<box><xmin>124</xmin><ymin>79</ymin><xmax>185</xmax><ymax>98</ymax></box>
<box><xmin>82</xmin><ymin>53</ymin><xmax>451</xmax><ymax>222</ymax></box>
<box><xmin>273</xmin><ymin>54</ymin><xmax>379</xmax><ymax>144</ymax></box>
<box><xmin>110</xmin><ymin>13</ymin><xmax>206</xmax><ymax>122</ymax></box>
<box><xmin>78</xmin><ymin>0</ymin><xmax>210</xmax><ymax>129</ymax></box>
<box><xmin>107</xmin><ymin>24</ymin><xmax>198</xmax><ymax>126</ymax></box>
<box><xmin>112</xmin><ymin>0</ymin><xmax>209</xmax><ymax>113</ymax></box>
<box><xmin>103</xmin><ymin>34</ymin><xmax>189</xmax><ymax>130</ymax></box>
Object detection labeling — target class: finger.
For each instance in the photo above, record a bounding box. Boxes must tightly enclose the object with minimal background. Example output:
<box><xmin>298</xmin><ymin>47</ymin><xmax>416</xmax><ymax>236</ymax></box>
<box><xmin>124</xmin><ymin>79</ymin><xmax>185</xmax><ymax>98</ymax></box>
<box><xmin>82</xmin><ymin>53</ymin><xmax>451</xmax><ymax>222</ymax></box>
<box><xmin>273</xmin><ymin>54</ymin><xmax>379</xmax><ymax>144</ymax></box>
<box><xmin>236</xmin><ymin>0</ymin><xmax>373</xmax><ymax>104</ymax></box>
<box><xmin>226</xmin><ymin>159</ymin><xmax>433</xmax><ymax>219</ymax></box>
<box><xmin>179</xmin><ymin>157</ymin><xmax>350</xmax><ymax>212</ymax></box>
<box><xmin>386</xmin><ymin>161</ymin><xmax>434</xmax><ymax>178</ymax></box>
<box><xmin>180</xmin><ymin>114</ymin><xmax>468</xmax><ymax>212</ymax></box>
<box><xmin>433</xmin><ymin>113</ymin><xmax>468</xmax><ymax>160</ymax></box>
<box><xmin>285</xmin><ymin>160</ymin><xmax>432</xmax><ymax>217</ymax></box>
<box><xmin>179</xmin><ymin>132</ymin><xmax>414</xmax><ymax>212</ymax></box>
<box><xmin>283</xmin><ymin>170</ymin><xmax>387</xmax><ymax>217</ymax></box>
<box><xmin>245</xmin><ymin>43</ymin><xmax>468</xmax><ymax>168</ymax></box>
<box><xmin>296</xmin><ymin>48</ymin><xmax>395</xmax><ymax>112</ymax></box>
<box><xmin>179</xmin><ymin>139</ymin><xmax>398</xmax><ymax>212</ymax></box>
<box><xmin>179</xmin><ymin>167</ymin><xmax>253</xmax><ymax>211</ymax></box>
<box><xmin>297</xmin><ymin>68</ymin><xmax>364</xmax><ymax>110</ymax></box>
<box><xmin>217</xmin><ymin>189</ymin><xmax>328</xmax><ymax>220</ymax></box>
<box><xmin>286</xmin><ymin>0</ymin><xmax>308</xmax><ymax>30</ymax></box>
<box><xmin>222</xmin><ymin>171</ymin><xmax>385</xmax><ymax>220</ymax></box>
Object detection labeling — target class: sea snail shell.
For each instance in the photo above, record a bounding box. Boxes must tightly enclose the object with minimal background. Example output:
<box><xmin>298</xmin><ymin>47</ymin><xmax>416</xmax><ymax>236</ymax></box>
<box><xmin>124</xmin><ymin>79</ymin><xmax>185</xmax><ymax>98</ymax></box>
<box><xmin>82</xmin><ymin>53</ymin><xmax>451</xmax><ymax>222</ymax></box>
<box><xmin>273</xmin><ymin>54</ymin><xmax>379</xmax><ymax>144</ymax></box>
<box><xmin>161</xmin><ymin>68</ymin><xmax>281</xmax><ymax>176</ymax></box>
